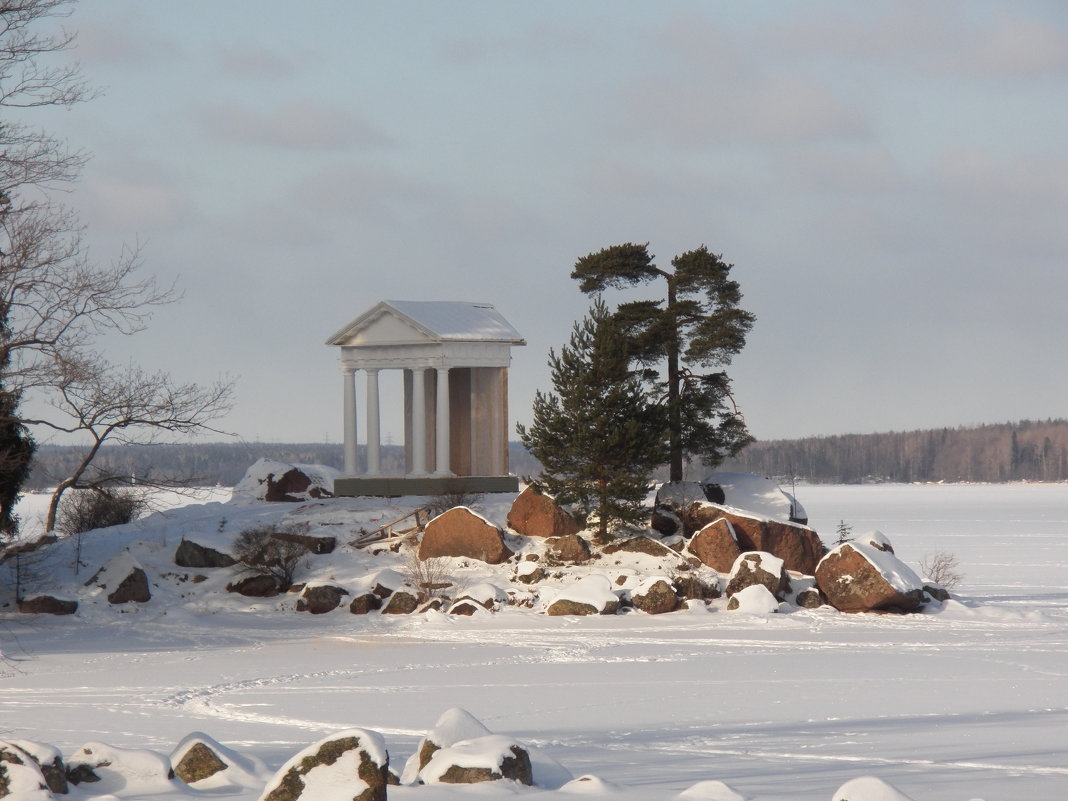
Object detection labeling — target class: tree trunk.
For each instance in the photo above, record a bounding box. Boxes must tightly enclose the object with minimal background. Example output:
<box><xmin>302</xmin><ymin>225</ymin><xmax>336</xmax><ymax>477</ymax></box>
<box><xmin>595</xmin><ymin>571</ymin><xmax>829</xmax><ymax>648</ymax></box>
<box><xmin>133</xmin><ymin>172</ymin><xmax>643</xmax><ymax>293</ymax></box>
<box><xmin>665</xmin><ymin>276</ymin><xmax>683</xmax><ymax>482</ymax></box>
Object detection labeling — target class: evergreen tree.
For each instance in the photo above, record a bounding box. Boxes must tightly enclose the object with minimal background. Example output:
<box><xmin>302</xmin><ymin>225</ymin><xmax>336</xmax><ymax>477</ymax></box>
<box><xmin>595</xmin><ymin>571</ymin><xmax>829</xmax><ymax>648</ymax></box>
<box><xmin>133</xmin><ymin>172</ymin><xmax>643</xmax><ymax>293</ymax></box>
<box><xmin>518</xmin><ymin>300</ymin><xmax>666</xmax><ymax>543</ymax></box>
<box><xmin>572</xmin><ymin>243</ymin><xmax>756</xmax><ymax>482</ymax></box>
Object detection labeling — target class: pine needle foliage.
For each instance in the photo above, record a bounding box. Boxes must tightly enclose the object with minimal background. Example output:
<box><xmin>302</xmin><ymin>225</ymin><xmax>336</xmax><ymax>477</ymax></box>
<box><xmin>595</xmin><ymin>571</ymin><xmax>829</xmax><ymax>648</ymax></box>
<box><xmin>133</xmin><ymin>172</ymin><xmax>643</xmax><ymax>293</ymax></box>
<box><xmin>518</xmin><ymin>300</ymin><xmax>666</xmax><ymax>543</ymax></box>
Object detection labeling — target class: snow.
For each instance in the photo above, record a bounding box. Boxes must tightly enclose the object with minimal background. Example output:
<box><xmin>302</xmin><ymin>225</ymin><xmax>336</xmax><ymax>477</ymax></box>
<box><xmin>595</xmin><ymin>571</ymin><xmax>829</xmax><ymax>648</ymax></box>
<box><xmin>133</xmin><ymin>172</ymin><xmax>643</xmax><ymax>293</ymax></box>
<box><xmin>727</xmin><ymin>584</ymin><xmax>780</xmax><ymax>614</ymax></box>
<box><xmin>2</xmin><ymin>481</ymin><xmax>1067</xmax><ymax>800</ymax></box>
<box><xmin>703</xmin><ymin>472</ymin><xmax>807</xmax><ymax>522</ymax></box>
<box><xmin>383</xmin><ymin>300</ymin><xmax>525</xmax><ymax>343</ymax></box>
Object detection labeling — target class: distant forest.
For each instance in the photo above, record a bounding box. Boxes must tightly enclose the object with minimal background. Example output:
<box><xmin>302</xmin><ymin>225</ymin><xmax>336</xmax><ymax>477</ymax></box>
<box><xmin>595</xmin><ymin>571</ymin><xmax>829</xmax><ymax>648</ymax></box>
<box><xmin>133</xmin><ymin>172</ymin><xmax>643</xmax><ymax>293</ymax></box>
<box><xmin>23</xmin><ymin>419</ymin><xmax>1068</xmax><ymax>490</ymax></box>
<box><xmin>720</xmin><ymin>419</ymin><xmax>1068</xmax><ymax>484</ymax></box>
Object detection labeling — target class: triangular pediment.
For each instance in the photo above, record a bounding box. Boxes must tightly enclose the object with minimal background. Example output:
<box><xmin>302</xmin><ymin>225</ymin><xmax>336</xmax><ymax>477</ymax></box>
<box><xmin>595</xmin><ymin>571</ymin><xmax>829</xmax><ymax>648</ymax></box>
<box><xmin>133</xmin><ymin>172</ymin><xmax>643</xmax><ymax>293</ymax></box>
<box><xmin>326</xmin><ymin>303</ymin><xmax>437</xmax><ymax>347</ymax></box>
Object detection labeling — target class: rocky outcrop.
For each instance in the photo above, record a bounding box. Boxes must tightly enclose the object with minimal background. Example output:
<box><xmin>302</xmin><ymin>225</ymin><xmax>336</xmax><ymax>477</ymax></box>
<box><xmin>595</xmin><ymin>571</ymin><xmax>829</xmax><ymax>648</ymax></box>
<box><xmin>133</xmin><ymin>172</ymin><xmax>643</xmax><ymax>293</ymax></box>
<box><xmin>686</xmin><ymin>518</ymin><xmax>742</xmax><ymax>573</ymax></box>
<box><xmin>419</xmin><ymin>507</ymin><xmax>513</xmax><ymax>564</ymax></box>
<box><xmin>815</xmin><ymin>542</ymin><xmax>926</xmax><ymax>614</ymax></box>
<box><xmin>545</xmin><ymin>534</ymin><xmax>591</xmax><ymax>563</ymax></box>
<box><xmin>225</xmin><ymin>574</ymin><xmax>282</xmax><ymax>597</ymax></box>
<box><xmin>17</xmin><ymin>595</ymin><xmax>77</xmax><ymax>615</ymax></box>
<box><xmin>260</xmin><ymin>729</ymin><xmax>389</xmax><ymax>801</ymax></box>
<box><xmin>295</xmin><ymin>583</ymin><xmax>349</xmax><ymax>614</ymax></box>
<box><xmin>630</xmin><ymin>578</ymin><xmax>678</xmax><ymax>614</ymax></box>
<box><xmin>688</xmin><ymin>505</ymin><xmax>825</xmax><ymax>575</ymax></box>
<box><xmin>175</xmin><ymin>539</ymin><xmax>237</xmax><ymax>568</ymax></box>
<box><xmin>507</xmin><ymin>486</ymin><xmax>581</xmax><ymax>538</ymax></box>
<box><xmin>725</xmin><ymin>552</ymin><xmax>789</xmax><ymax>600</ymax></box>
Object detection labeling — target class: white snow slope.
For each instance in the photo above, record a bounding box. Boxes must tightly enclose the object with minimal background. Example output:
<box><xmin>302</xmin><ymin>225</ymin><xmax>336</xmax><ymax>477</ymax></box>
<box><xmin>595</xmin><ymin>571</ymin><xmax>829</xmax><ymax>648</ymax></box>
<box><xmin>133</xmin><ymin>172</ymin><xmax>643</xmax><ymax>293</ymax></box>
<box><xmin>2</xmin><ymin>482</ymin><xmax>1067</xmax><ymax>800</ymax></box>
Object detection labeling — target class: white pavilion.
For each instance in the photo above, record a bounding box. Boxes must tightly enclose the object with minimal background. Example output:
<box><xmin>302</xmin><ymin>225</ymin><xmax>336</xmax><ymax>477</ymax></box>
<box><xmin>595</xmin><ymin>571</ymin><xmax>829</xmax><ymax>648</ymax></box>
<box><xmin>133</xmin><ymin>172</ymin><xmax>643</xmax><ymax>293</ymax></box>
<box><xmin>325</xmin><ymin>300</ymin><xmax>526</xmax><ymax>497</ymax></box>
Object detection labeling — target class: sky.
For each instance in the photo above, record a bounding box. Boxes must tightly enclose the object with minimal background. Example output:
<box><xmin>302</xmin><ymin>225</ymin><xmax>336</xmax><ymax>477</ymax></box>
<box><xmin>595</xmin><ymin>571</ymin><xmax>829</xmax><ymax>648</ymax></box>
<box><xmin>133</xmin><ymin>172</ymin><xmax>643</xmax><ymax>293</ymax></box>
<box><xmin>21</xmin><ymin>0</ymin><xmax>1068</xmax><ymax>447</ymax></box>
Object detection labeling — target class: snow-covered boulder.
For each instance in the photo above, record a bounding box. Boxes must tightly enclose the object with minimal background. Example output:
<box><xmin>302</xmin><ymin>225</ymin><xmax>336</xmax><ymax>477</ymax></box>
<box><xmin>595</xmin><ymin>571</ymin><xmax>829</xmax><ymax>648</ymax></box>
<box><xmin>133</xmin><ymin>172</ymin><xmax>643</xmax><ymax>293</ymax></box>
<box><xmin>171</xmin><ymin>732</ymin><xmax>269</xmax><ymax>790</ymax></box>
<box><xmin>420</xmin><ymin>734</ymin><xmax>533</xmax><ymax>786</ymax></box>
<box><xmin>174</xmin><ymin>538</ymin><xmax>237</xmax><ymax>568</ymax></box>
<box><xmin>6</xmin><ymin>740</ymin><xmax>66</xmax><ymax>795</ymax></box>
<box><xmin>726</xmin><ymin>551</ymin><xmax>789</xmax><ymax>600</ymax></box>
<box><xmin>816</xmin><ymin>541</ymin><xmax>927</xmax><ymax>613</ymax></box>
<box><xmin>454</xmin><ymin>581</ymin><xmax>507</xmax><ymax>610</ymax></box>
<box><xmin>702</xmin><ymin>472</ymin><xmax>807</xmax><ymax>524</ymax></box>
<box><xmin>17</xmin><ymin>595</ymin><xmax>77</xmax><ymax>615</ymax></box>
<box><xmin>560</xmin><ymin>773</ymin><xmax>623</xmax><ymax>794</ymax></box>
<box><xmin>831</xmin><ymin>775</ymin><xmax>915</xmax><ymax>801</ymax></box>
<box><xmin>507</xmin><ymin>486</ymin><xmax>581</xmax><ymax>538</ymax></box>
<box><xmin>295</xmin><ymin>582</ymin><xmax>350</xmax><ymax>614</ymax></box>
<box><xmin>401</xmin><ymin>707</ymin><xmax>492</xmax><ymax>783</ymax></box>
<box><xmin>86</xmin><ymin>553</ymin><xmax>151</xmax><ymax>604</ymax></box>
<box><xmin>726</xmin><ymin>583</ymin><xmax>780</xmax><ymax>614</ymax></box>
<box><xmin>686</xmin><ymin>518</ymin><xmax>743</xmax><ymax>573</ymax></box>
<box><xmin>232</xmin><ymin>458</ymin><xmax>337</xmax><ymax>503</ymax></box>
<box><xmin>546</xmin><ymin>575</ymin><xmax>620</xmax><ymax>616</ymax></box>
<box><xmin>0</xmin><ymin>741</ymin><xmax>53</xmax><ymax>800</ymax></box>
<box><xmin>258</xmin><ymin>728</ymin><xmax>389</xmax><ymax>801</ymax></box>
<box><xmin>66</xmin><ymin>742</ymin><xmax>184</xmax><ymax>795</ymax></box>
<box><xmin>630</xmin><ymin>576</ymin><xmax>679</xmax><ymax>614</ymax></box>
<box><xmin>419</xmin><ymin>506</ymin><xmax>513</xmax><ymax>564</ymax></box>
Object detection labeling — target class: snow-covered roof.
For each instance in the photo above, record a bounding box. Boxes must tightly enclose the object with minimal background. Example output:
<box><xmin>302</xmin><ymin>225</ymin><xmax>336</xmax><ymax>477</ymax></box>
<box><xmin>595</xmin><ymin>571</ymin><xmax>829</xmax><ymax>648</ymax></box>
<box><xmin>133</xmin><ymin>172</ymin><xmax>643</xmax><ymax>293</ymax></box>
<box><xmin>326</xmin><ymin>300</ymin><xmax>525</xmax><ymax>347</ymax></box>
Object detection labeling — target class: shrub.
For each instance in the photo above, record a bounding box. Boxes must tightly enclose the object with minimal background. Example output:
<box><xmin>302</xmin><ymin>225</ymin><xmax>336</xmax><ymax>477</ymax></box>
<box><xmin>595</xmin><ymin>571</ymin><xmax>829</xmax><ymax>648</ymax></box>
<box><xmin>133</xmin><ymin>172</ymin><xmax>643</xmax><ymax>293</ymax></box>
<box><xmin>918</xmin><ymin>551</ymin><xmax>963</xmax><ymax>589</ymax></box>
<box><xmin>231</xmin><ymin>524</ymin><xmax>310</xmax><ymax>590</ymax></box>
<box><xmin>55</xmin><ymin>488</ymin><xmax>147</xmax><ymax>537</ymax></box>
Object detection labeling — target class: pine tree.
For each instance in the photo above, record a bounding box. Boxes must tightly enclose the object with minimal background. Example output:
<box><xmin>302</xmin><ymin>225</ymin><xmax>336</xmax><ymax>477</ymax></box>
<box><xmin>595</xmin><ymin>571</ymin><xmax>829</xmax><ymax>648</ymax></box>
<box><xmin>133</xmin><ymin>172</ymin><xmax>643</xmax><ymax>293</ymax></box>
<box><xmin>518</xmin><ymin>300</ymin><xmax>666</xmax><ymax>543</ymax></box>
<box><xmin>572</xmin><ymin>243</ymin><xmax>756</xmax><ymax>482</ymax></box>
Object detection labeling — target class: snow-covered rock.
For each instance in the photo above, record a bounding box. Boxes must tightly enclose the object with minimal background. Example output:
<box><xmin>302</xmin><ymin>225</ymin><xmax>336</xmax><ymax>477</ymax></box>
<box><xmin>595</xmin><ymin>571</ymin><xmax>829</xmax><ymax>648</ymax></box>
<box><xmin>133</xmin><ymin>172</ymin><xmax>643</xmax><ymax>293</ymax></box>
<box><xmin>702</xmin><ymin>472</ymin><xmax>807</xmax><ymax>523</ymax></box>
<box><xmin>401</xmin><ymin>707</ymin><xmax>493</xmax><ymax>784</ymax></box>
<box><xmin>726</xmin><ymin>551</ymin><xmax>789</xmax><ymax>600</ymax></box>
<box><xmin>0</xmin><ymin>741</ymin><xmax>53</xmax><ymax>800</ymax></box>
<box><xmin>816</xmin><ymin>541</ymin><xmax>927</xmax><ymax>613</ymax></box>
<box><xmin>257</xmin><ymin>728</ymin><xmax>389</xmax><ymax>801</ymax></box>
<box><xmin>171</xmin><ymin>731</ymin><xmax>270</xmax><ymax>790</ymax></box>
<box><xmin>67</xmin><ymin>742</ymin><xmax>184</xmax><ymax>795</ymax></box>
<box><xmin>726</xmin><ymin>583</ymin><xmax>780</xmax><ymax>614</ymax></box>
<box><xmin>420</xmin><ymin>734</ymin><xmax>533</xmax><ymax>786</ymax></box>
<box><xmin>232</xmin><ymin>458</ymin><xmax>338</xmax><ymax>503</ymax></box>
<box><xmin>546</xmin><ymin>575</ymin><xmax>621</xmax><ymax>616</ymax></box>
<box><xmin>831</xmin><ymin>775</ymin><xmax>915</xmax><ymax>801</ymax></box>
<box><xmin>675</xmin><ymin>778</ymin><xmax>751</xmax><ymax>800</ymax></box>
<box><xmin>419</xmin><ymin>506</ymin><xmax>513</xmax><ymax>564</ymax></box>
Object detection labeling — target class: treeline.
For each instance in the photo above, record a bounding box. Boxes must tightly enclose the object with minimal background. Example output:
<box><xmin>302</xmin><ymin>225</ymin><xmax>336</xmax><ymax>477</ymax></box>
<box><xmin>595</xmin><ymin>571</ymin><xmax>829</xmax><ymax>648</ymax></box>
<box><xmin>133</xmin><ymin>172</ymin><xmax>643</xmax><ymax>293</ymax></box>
<box><xmin>721</xmin><ymin>419</ymin><xmax>1068</xmax><ymax>483</ymax></box>
<box><xmin>25</xmin><ymin>442</ymin><xmax>545</xmax><ymax>490</ymax></box>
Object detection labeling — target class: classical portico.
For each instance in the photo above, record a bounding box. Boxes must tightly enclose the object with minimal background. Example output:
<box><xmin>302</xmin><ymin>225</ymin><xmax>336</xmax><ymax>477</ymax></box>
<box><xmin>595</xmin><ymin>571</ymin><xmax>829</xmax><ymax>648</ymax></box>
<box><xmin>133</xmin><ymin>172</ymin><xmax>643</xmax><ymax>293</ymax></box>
<box><xmin>325</xmin><ymin>300</ymin><xmax>525</xmax><ymax>496</ymax></box>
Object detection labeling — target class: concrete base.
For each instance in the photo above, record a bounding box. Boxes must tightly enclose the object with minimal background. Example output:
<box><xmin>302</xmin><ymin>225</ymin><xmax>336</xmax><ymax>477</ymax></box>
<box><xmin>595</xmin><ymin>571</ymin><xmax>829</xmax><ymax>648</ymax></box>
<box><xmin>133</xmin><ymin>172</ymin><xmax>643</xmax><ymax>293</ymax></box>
<box><xmin>333</xmin><ymin>475</ymin><xmax>519</xmax><ymax>498</ymax></box>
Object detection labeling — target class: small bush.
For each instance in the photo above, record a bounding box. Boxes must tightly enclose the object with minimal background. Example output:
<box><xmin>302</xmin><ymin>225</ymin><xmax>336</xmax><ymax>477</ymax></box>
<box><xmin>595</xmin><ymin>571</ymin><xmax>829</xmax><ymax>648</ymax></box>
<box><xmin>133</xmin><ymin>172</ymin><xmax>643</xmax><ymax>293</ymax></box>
<box><xmin>232</xmin><ymin>524</ymin><xmax>310</xmax><ymax>589</ymax></box>
<box><xmin>55</xmin><ymin>488</ymin><xmax>147</xmax><ymax>537</ymax></box>
<box><xmin>401</xmin><ymin>548</ymin><xmax>466</xmax><ymax>602</ymax></box>
<box><xmin>918</xmin><ymin>551</ymin><xmax>963</xmax><ymax>589</ymax></box>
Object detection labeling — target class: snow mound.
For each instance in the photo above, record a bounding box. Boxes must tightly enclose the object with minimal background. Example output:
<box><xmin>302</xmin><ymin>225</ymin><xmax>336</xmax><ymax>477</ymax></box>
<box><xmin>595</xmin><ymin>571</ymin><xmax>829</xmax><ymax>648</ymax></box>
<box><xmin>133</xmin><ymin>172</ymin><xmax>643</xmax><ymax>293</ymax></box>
<box><xmin>559</xmin><ymin>773</ymin><xmax>623</xmax><ymax>794</ymax></box>
<box><xmin>67</xmin><ymin>741</ymin><xmax>184</xmax><ymax>795</ymax></box>
<box><xmin>728</xmin><ymin>584</ymin><xmax>780</xmax><ymax>614</ymax></box>
<box><xmin>832</xmin><ymin>775</ymin><xmax>915</xmax><ymax>801</ymax></box>
<box><xmin>231</xmin><ymin>458</ymin><xmax>338</xmax><ymax>502</ymax></box>
<box><xmin>704</xmin><ymin>471</ymin><xmax>806</xmax><ymax>522</ymax></box>
<box><xmin>549</xmin><ymin>575</ymin><xmax>620</xmax><ymax>610</ymax></box>
<box><xmin>675</xmin><ymin>778</ymin><xmax>751</xmax><ymax>800</ymax></box>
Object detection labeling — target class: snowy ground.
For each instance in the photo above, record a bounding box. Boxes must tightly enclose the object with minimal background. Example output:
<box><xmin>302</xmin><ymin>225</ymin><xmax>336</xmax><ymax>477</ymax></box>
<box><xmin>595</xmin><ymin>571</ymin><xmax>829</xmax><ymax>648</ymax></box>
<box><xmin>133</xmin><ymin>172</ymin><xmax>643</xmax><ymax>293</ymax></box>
<box><xmin>2</xmin><ymin>482</ymin><xmax>1067</xmax><ymax>800</ymax></box>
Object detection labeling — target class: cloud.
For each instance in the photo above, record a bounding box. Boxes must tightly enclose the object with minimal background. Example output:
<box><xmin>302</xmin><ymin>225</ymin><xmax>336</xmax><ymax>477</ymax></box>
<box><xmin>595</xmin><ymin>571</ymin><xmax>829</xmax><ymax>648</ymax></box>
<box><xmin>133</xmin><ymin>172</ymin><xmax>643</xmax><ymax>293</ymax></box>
<box><xmin>214</xmin><ymin>43</ymin><xmax>296</xmax><ymax>80</ymax></box>
<box><xmin>972</xmin><ymin>15</ymin><xmax>1068</xmax><ymax>77</ymax></box>
<box><xmin>74</xmin><ymin>19</ymin><xmax>181</xmax><ymax>66</ymax></box>
<box><xmin>197</xmin><ymin>100</ymin><xmax>395</xmax><ymax>150</ymax></box>
<box><xmin>439</xmin><ymin>22</ymin><xmax>592</xmax><ymax>66</ymax></box>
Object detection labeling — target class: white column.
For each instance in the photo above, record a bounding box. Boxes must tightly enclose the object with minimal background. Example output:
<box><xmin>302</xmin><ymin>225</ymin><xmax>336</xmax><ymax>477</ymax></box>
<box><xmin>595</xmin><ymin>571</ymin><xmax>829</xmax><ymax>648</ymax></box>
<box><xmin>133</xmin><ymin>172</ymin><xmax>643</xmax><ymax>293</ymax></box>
<box><xmin>410</xmin><ymin>367</ymin><xmax>428</xmax><ymax>476</ymax></box>
<box><xmin>366</xmin><ymin>368</ymin><xmax>381</xmax><ymax>476</ymax></box>
<box><xmin>342</xmin><ymin>368</ymin><xmax>358</xmax><ymax>476</ymax></box>
<box><xmin>434</xmin><ymin>366</ymin><xmax>451</xmax><ymax>476</ymax></box>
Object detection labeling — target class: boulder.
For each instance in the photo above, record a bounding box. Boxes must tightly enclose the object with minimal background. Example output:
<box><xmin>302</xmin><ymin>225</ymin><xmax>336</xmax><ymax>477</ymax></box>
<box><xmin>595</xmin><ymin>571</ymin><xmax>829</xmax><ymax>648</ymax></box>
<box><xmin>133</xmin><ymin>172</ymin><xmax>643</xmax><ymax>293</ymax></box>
<box><xmin>6</xmin><ymin>741</ymin><xmax>66</xmax><ymax>795</ymax></box>
<box><xmin>175</xmin><ymin>539</ymin><xmax>237</xmax><ymax>568</ymax></box>
<box><xmin>348</xmin><ymin>593</ymin><xmax>382</xmax><ymax>614</ymax></box>
<box><xmin>725</xmin><ymin>552</ymin><xmax>789</xmax><ymax>600</ymax></box>
<box><xmin>515</xmin><ymin>562</ymin><xmax>546</xmax><ymax>584</ymax></box>
<box><xmin>689</xmin><ymin>505</ymin><xmax>825</xmax><ymax>575</ymax></box>
<box><xmin>381</xmin><ymin>589</ymin><xmax>420</xmax><ymax>614</ymax></box>
<box><xmin>226</xmin><ymin>574</ymin><xmax>282</xmax><ymax>597</ymax></box>
<box><xmin>233</xmin><ymin>458</ymin><xmax>336</xmax><ymax>503</ymax></box>
<box><xmin>66</xmin><ymin>742</ymin><xmax>181</xmax><ymax>795</ymax></box>
<box><xmin>454</xmin><ymin>582</ymin><xmax>505</xmax><ymax>610</ymax></box>
<box><xmin>107</xmin><ymin>566</ymin><xmax>151</xmax><ymax>604</ymax></box>
<box><xmin>815</xmin><ymin>541</ymin><xmax>927</xmax><ymax>614</ymax></box>
<box><xmin>260</xmin><ymin>729</ymin><xmax>389</xmax><ymax>801</ymax></box>
<box><xmin>506</xmin><ymin>486</ymin><xmax>581</xmax><ymax>538</ymax></box>
<box><xmin>602</xmin><ymin>536</ymin><xmax>678</xmax><ymax>559</ymax></box>
<box><xmin>630</xmin><ymin>578</ymin><xmax>678</xmax><ymax>614</ymax></box>
<box><xmin>546</xmin><ymin>576</ymin><xmax>620</xmax><ymax>616</ymax></box>
<box><xmin>172</xmin><ymin>741</ymin><xmax>226</xmax><ymax>784</ymax></box>
<box><xmin>649</xmin><ymin>507</ymin><xmax>682</xmax><ymax>537</ymax></box>
<box><xmin>295</xmin><ymin>583</ymin><xmax>349</xmax><ymax>614</ymax></box>
<box><xmin>86</xmin><ymin>553</ymin><xmax>152</xmax><ymax>604</ymax></box>
<box><xmin>545</xmin><ymin>534</ymin><xmax>592</xmax><ymax>563</ymax></box>
<box><xmin>726</xmin><ymin>584</ymin><xmax>780</xmax><ymax>613</ymax></box>
<box><xmin>0</xmin><ymin>741</ymin><xmax>52</xmax><ymax>800</ymax></box>
<box><xmin>400</xmin><ymin>708</ymin><xmax>492</xmax><ymax>784</ymax></box>
<box><xmin>17</xmin><ymin>595</ymin><xmax>77</xmax><ymax>615</ymax></box>
<box><xmin>419</xmin><ymin>507</ymin><xmax>513</xmax><ymax>564</ymax></box>
<box><xmin>686</xmin><ymin>518</ymin><xmax>743</xmax><ymax>573</ymax></box>
<box><xmin>421</xmin><ymin>735</ymin><xmax>533</xmax><ymax>786</ymax></box>
<box><xmin>448</xmin><ymin>601</ymin><xmax>480</xmax><ymax>616</ymax></box>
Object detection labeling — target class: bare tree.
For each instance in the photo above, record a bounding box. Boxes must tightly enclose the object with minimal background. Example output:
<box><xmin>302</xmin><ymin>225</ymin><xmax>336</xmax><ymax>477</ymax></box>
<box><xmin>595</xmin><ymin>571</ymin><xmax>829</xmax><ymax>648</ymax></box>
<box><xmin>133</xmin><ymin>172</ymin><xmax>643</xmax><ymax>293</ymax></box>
<box><xmin>0</xmin><ymin>0</ymin><xmax>234</xmax><ymax>540</ymax></box>
<box><xmin>23</xmin><ymin>360</ymin><xmax>233</xmax><ymax>531</ymax></box>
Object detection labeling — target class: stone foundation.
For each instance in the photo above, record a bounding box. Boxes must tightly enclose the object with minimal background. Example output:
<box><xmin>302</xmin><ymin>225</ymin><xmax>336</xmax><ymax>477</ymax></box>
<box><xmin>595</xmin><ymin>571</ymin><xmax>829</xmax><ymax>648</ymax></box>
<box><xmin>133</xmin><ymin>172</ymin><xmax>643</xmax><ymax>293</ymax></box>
<box><xmin>333</xmin><ymin>475</ymin><xmax>519</xmax><ymax>498</ymax></box>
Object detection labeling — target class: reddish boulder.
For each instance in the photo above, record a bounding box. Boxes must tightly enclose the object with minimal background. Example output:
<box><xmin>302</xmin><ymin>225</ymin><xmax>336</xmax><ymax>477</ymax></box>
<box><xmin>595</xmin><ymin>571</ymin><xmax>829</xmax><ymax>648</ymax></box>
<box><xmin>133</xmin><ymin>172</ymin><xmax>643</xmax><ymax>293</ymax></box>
<box><xmin>545</xmin><ymin>533</ymin><xmax>592</xmax><ymax>563</ymax></box>
<box><xmin>419</xmin><ymin>507</ymin><xmax>513</xmax><ymax>565</ymax></box>
<box><xmin>686</xmin><ymin>518</ymin><xmax>743</xmax><ymax>573</ymax></box>
<box><xmin>690</xmin><ymin>504</ymin><xmax>825</xmax><ymax>575</ymax></box>
<box><xmin>507</xmin><ymin>486</ymin><xmax>581</xmax><ymax>538</ymax></box>
<box><xmin>18</xmin><ymin>595</ymin><xmax>78</xmax><ymax>615</ymax></box>
<box><xmin>815</xmin><ymin>542</ymin><xmax>926</xmax><ymax>614</ymax></box>
<box><xmin>725</xmin><ymin>552</ymin><xmax>789</xmax><ymax>600</ymax></box>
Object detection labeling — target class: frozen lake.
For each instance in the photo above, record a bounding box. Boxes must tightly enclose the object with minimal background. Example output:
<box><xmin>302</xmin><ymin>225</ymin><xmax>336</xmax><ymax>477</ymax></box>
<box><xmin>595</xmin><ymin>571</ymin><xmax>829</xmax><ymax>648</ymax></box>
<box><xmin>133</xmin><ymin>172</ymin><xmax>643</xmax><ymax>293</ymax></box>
<box><xmin>2</xmin><ymin>483</ymin><xmax>1066</xmax><ymax>800</ymax></box>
